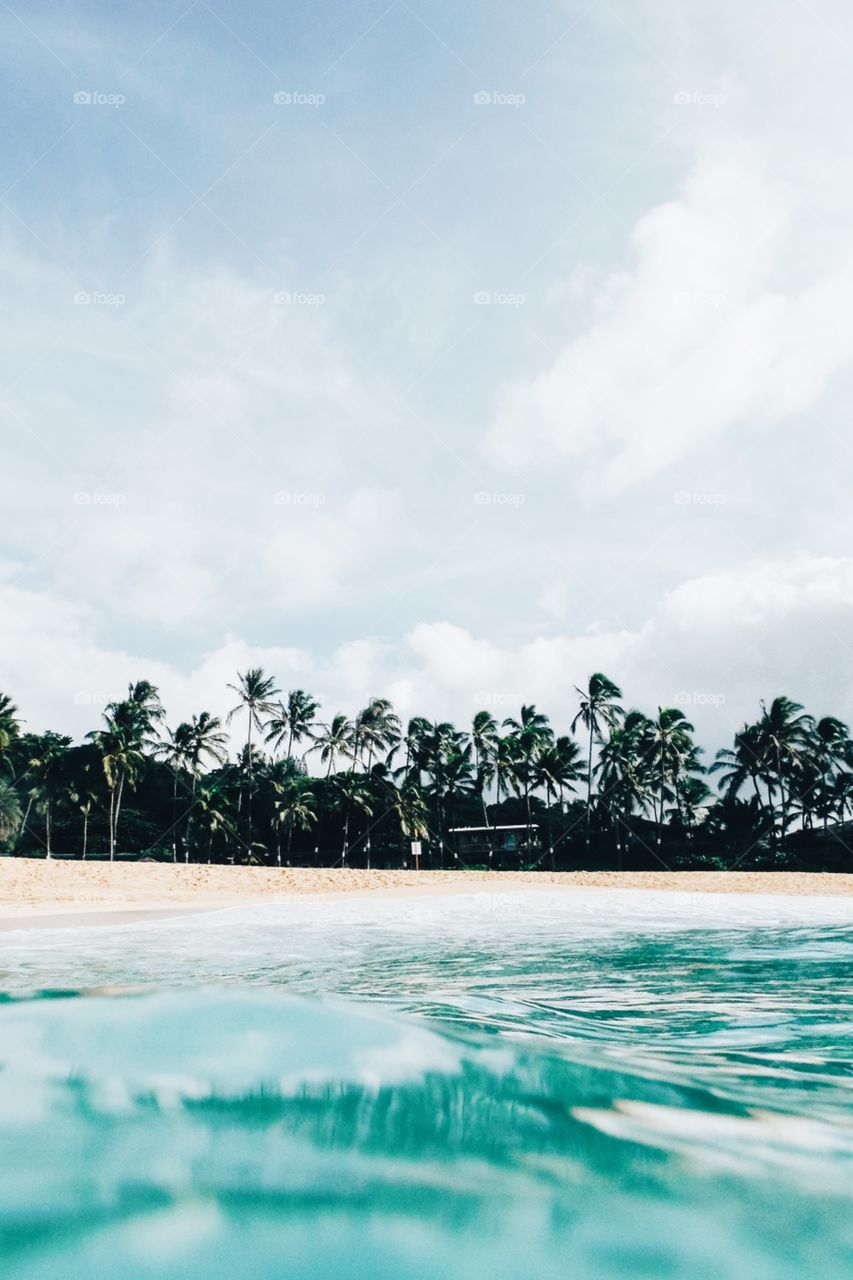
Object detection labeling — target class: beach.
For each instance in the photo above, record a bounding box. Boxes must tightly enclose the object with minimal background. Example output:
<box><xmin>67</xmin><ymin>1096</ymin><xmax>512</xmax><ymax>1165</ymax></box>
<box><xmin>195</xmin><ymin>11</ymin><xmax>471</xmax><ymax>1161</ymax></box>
<box><xmin>1</xmin><ymin>858</ymin><xmax>851</xmax><ymax>927</ymax></box>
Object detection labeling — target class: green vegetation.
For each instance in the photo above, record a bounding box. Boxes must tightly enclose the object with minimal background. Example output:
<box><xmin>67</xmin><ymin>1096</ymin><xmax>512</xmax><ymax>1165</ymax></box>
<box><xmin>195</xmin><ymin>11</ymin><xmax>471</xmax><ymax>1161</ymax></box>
<box><xmin>0</xmin><ymin>676</ymin><xmax>850</xmax><ymax>870</ymax></box>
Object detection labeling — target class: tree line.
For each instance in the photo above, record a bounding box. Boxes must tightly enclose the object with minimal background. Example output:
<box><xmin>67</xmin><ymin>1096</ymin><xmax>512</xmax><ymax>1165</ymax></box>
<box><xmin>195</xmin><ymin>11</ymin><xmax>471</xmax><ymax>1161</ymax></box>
<box><xmin>0</xmin><ymin>672</ymin><xmax>850</xmax><ymax>871</ymax></box>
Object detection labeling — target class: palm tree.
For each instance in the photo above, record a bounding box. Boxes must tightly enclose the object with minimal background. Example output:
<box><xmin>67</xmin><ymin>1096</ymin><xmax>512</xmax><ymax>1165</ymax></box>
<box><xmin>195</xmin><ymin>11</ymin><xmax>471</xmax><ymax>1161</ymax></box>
<box><xmin>227</xmin><ymin>668</ymin><xmax>280</xmax><ymax>839</ymax></box>
<box><xmin>155</xmin><ymin>721</ymin><xmax>194</xmax><ymax>861</ymax></box>
<box><xmin>812</xmin><ymin>716</ymin><xmax>850</xmax><ymax>833</ymax></box>
<box><xmin>502</xmin><ymin>705</ymin><xmax>553</xmax><ymax>849</ymax></box>
<box><xmin>157</xmin><ymin>713</ymin><xmax>228</xmax><ymax>862</ymax></box>
<box><xmin>596</xmin><ymin>710</ymin><xmax>653</xmax><ymax>863</ymax></box>
<box><xmin>535</xmin><ymin>735</ymin><xmax>583</xmax><ymax>867</ymax></box>
<box><xmin>442</xmin><ymin>742</ymin><xmax>475</xmax><ymax>858</ymax></box>
<box><xmin>311</xmin><ymin>713</ymin><xmax>355</xmax><ymax>776</ymax></box>
<box><xmin>643</xmin><ymin>707</ymin><xmax>702</xmax><ymax>844</ymax></box>
<box><xmin>712</xmin><ymin>724</ymin><xmax>767</xmax><ymax>804</ymax></box>
<box><xmin>834</xmin><ymin>768</ymin><xmax>853</xmax><ymax>832</ymax></box>
<box><xmin>85</xmin><ymin>683</ymin><xmax>163</xmax><ymax>859</ymax></box>
<box><xmin>0</xmin><ymin>778</ymin><xmax>22</xmax><ymax>844</ymax></box>
<box><xmin>471</xmin><ymin>711</ymin><xmax>499</xmax><ymax>833</ymax></box>
<box><xmin>0</xmin><ymin>692</ymin><xmax>21</xmax><ymax>773</ymax></box>
<box><xmin>186</xmin><ymin>783</ymin><xmax>233</xmax><ymax>863</ymax></box>
<box><xmin>674</xmin><ymin>775</ymin><xmax>712</xmax><ymax>837</ymax></box>
<box><xmin>87</xmin><ymin>721</ymin><xmax>144</xmax><ymax>859</ymax></box>
<box><xmin>494</xmin><ymin>733</ymin><xmax>517</xmax><ymax>820</ymax></box>
<box><xmin>354</xmin><ymin>697</ymin><xmax>401</xmax><ymax>773</ymax></box>
<box><xmin>265</xmin><ymin>689</ymin><xmax>320</xmax><ymax>761</ymax></box>
<box><xmin>572</xmin><ymin>674</ymin><xmax>624</xmax><ymax>842</ymax></box>
<box><xmin>422</xmin><ymin>721</ymin><xmax>469</xmax><ymax>866</ymax></box>
<box><xmin>65</xmin><ymin>743</ymin><xmax>102</xmax><ymax>859</ymax></box>
<box><xmin>186</xmin><ymin>712</ymin><xmax>229</xmax><ymax>780</ymax></box>
<box><xmin>25</xmin><ymin>732</ymin><xmax>72</xmax><ymax>857</ymax></box>
<box><xmin>333</xmin><ymin>772</ymin><xmax>373</xmax><ymax>863</ymax></box>
<box><xmin>757</xmin><ymin>696</ymin><xmax>816</xmax><ymax>847</ymax></box>
<box><xmin>271</xmin><ymin>776</ymin><xmax>316</xmax><ymax>866</ymax></box>
<box><xmin>393</xmin><ymin>777</ymin><xmax>430</xmax><ymax>858</ymax></box>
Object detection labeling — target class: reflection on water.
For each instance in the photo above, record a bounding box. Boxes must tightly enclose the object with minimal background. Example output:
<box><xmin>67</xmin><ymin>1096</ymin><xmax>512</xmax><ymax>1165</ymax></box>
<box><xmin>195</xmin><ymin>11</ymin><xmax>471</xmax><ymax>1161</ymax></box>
<box><xmin>0</xmin><ymin>890</ymin><xmax>851</xmax><ymax>1279</ymax></box>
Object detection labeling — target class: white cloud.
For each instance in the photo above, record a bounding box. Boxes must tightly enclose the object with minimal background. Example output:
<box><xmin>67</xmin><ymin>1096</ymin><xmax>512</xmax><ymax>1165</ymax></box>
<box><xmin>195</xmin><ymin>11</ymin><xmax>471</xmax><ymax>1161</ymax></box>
<box><xmin>487</xmin><ymin>144</ymin><xmax>853</xmax><ymax>491</ymax></box>
<box><xmin>0</xmin><ymin>243</ymin><xmax>405</xmax><ymax>628</ymax></box>
<box><xmin>6</xmin><ymin>556</ymin><xmax>853</xmax><ymax>753</ymax></box>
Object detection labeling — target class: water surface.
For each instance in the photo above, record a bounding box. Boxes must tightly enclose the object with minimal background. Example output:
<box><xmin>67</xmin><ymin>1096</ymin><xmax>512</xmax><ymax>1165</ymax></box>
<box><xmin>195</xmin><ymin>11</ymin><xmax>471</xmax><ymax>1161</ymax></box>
<box><xmin>1</xmin><ymin>889</ymin><xmax>851</xmax><ymax>1279</ymax></box>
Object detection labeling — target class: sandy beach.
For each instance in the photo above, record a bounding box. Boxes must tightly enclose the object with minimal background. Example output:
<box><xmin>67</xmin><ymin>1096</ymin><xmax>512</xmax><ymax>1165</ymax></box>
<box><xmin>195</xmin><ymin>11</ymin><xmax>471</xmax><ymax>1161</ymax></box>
<box><xmin>0</xmin><ymin>859</ymin><xmax>851</xmax><ymax>927</ymax></box>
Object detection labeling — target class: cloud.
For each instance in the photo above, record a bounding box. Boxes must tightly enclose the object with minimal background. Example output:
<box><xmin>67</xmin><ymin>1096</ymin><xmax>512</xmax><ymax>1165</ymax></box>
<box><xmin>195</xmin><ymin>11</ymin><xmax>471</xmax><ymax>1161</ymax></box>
<box><xmin>5</xmin><ymin>556</ymin><xmax>853</xmax><ymax>754</ymax></box>
<box><xmin>487</xmin><ymin>144</ymin><xmax>853</xmax><ymax>491</ymax></box>
<box><xmin>0</xmin><ymin>242</ymin><xmax>404</xmax><ymax>629</ymax></box>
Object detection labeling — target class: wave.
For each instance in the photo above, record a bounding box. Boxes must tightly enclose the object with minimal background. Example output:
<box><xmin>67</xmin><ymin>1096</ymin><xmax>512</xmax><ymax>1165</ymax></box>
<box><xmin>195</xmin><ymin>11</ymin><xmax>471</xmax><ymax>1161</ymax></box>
<box><xmin>1</xmin><ymin>892</ymin><xmax>852</xmax><ymax>1278</ymax></box>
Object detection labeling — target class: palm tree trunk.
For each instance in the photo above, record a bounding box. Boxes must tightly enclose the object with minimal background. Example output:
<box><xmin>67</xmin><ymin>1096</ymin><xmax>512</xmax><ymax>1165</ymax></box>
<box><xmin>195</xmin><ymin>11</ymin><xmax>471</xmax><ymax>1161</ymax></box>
<box><xmin>776</xmin><ymin>748</ymin><xmax>788</xmax><ymax>850</ymax></box>
<box><xmin>172</xmin><ymin>773</ymin><xmax>178</xmax><ymax>863</ymax></box>
<box><xmin>17</xmin><ymin>796</ymin><xmax>33</xmax><ymax>849</ymax></box>
<box><xmin>246</xmin><ymin>715</ymin><xmax>254</xmax><ymax>841</ymax></box>
<box><xmin>341</xmin><ymin>807</ymin><xmax>350</xmax><ymax>863</ymax></box>
<box><xmin>586</xmin><ymin>728</ymin><xmax>594</xmax><ymax>843</ymax></box>
<box><xmin>658</xmin><ymin>753</ymin><xmax>666</xmax><ymax>845</ymax></box>
<box><xmin>108</xmin><ymin>785</ymin><xmax>116</xmax><ymax>860</ymax></box>
<box><xmin>82</xmin><ymin>806</ymin><xmax>89</xmax><ymax>860</ymax></box>
<box><xmin>113</xmin><ymin>773</ymin><xmax>126</xmax><ymax>860</ymax></box>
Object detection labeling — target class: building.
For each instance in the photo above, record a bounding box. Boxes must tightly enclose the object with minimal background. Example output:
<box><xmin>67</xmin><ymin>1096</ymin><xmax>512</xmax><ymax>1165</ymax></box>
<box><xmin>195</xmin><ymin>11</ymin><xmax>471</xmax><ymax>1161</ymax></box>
<box><xmin>448</xmin><ymin>824</ymin><xmax>541</xmax><ymax>864</ymax></box>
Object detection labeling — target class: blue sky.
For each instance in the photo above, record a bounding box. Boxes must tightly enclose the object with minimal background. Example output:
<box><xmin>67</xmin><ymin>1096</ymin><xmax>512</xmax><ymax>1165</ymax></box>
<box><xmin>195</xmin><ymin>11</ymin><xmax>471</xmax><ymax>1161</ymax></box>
<box><xmin>3</xmin><ymin>0</ymin><xmax>853</xmax><ymax>746</ymax></box>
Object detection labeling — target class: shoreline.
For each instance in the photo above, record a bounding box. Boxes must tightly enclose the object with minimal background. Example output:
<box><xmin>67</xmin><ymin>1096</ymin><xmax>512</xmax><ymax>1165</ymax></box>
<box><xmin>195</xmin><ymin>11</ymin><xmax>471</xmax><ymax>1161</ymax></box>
<box><xmin>1</xmin><ymin>861</ymin><xmax>852</xmax><ymax>931</ymax></box>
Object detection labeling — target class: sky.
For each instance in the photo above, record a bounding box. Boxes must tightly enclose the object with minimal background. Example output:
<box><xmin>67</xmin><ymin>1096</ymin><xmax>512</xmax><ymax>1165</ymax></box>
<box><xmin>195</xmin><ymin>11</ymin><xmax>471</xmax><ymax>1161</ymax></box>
<box><xmin>2</xmin><ymin>0</ymin><xmax>853</xmax><ymax>752</ymax></box>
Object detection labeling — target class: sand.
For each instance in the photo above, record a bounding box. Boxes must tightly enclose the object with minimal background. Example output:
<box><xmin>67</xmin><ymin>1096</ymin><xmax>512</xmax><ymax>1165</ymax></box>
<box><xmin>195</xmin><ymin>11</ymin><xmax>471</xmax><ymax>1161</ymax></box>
<box><xmin>0</xmin><ymin>859</ymin><xmax>851</xmax><ymax>928</ymax></box>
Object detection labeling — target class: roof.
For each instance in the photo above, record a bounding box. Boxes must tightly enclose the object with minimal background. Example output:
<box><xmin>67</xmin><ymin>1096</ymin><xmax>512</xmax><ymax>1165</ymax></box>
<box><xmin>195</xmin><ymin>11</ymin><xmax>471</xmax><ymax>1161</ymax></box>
<box><xmin>448</xmin><ymin>824</ymin><xmax>540</xmax><ymax>833</ymax></box>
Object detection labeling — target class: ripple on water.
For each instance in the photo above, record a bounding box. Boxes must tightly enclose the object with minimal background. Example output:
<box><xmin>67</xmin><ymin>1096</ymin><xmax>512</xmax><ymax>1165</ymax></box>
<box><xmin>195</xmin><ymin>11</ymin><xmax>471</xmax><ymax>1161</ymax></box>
<box><xmin>0</xmin><ymin>889</ymin><xmax>851</xmax><ymax>1280</ymax></box>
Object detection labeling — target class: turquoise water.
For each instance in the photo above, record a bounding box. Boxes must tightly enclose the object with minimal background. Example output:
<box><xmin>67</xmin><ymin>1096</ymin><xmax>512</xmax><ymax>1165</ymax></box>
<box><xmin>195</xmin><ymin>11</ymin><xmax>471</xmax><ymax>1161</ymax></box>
<box><xmin>0</xmin><ymin>889</ymin><xmax>852</xmax><ymax>1279</ymax></box>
